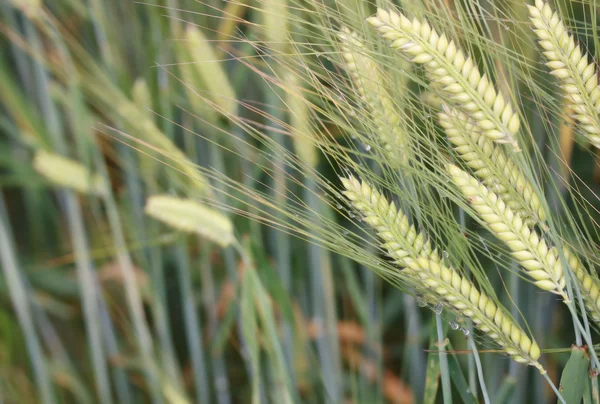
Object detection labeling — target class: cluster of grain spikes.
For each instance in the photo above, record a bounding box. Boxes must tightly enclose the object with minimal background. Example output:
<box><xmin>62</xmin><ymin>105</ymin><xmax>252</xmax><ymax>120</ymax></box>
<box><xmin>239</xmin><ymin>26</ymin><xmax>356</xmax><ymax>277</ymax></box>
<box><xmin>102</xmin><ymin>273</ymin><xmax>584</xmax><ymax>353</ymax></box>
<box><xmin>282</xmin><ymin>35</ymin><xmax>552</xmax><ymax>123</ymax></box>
<box><xmin>437</xmin><ymin>66</ymin><xmax>600</xmax><ymax>327</ymax></box>
<box><xmin>447</xmin><ymin>162</ymin><xmax>600</xmax><ymax>328</ymax></box>
<box><xmin>446</xmin><ymin>164</ymin><xmax>567</xmax><ymax>299</ymax></box>
<box><xmin>341</xmin><ymin>175</ymin><xmax>544</xmax><ymax>372</ymax></box>
<box><xmin>529</xmin><ymin>0</ymin><xmax>600</xmax><ymax>149</ymax></box>
<box><xmin>337</xmin><ymin>27</ymin><xmax>410</xmax><ymax>166</ymax></box>
<box><xmin>367</xmin><ymin>8</ymin><xmax>522</xmax><ymax>152</ymax></box>
<box><xmin>439</xmin><ymin>107</ymin><xmax>546</xmax><ymax>224</ymax></box>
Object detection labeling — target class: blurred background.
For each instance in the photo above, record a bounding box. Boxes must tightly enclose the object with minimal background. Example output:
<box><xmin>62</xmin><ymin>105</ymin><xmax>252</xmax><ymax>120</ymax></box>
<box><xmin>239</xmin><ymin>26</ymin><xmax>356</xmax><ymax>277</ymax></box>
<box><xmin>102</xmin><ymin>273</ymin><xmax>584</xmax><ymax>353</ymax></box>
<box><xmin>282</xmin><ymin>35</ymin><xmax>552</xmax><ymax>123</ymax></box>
<box><xmin>2</xmin><ymin>0</ymin><xmax>600</xmax><ymax>403</ymax></box>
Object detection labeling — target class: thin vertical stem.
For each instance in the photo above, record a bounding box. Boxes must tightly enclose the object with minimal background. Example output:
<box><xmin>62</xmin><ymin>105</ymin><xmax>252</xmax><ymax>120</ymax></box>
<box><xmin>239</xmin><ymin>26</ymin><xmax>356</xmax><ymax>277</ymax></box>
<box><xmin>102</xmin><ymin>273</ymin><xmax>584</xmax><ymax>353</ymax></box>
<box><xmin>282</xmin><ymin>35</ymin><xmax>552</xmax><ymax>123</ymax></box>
<box><xmin>0</xmin><ymin>197</ymin><xmax>55</xmax><ymax>404</ymax></box>
<box><xmin>96</xmin><ymin>152</ymin><xmax>164</xmax><ymax>403</ymax></box>
<box><xmin>459</xmin><ymin>208</ymin><xmax>476</xmax><ymax>396</ymax></box>
<box><xmin>267</xmin><ymin>88</ymin><xmax>297</xmax><ymax>390</ymax></box>
<box><xmin>467</xmin><ymin>338</ymin><xmax>490</xmax><ymax>404</ymax></box>
<box><xmin>542</xmin><ymin>372</ymin><xmax>566</xmax><ymax>404</ymax></box>
<box><xmin>32</xmin><ymin>302</ymin><xmax>94</xmax><ymax>403</ymax></box>
<box><xmin>403</xmin><ymin>294</ymin><xmax>425</xmax><ymax>399</ymax></box>
<box><xmin>508</xmin><ymin>261</ymin><xmax>523</xmax><ymax>401</ymax></box>
<box><xmin>306</xmin><ymin>178</ymin><xmax>342</xmax><ymax>402</ymax></box>
<box><xmin>200</xmin><ymin>242</ymin><xmax>231</xmax><ymax>404</ymax></box>
<box><xmin>592</xmin><ymin>374</ymin><xmax>599</xmax><ymax>404</ymax></box>
<box><xmin>62</xmin><ymin>192</ymin><xmax>112</xmax><ymax>404</ymax></box>
<box><xmin>209</xmin><ymin>140</ymin><xmax>262</xmax><ymax>401</ymax></box>
<box><xmin>97</xmin><ymin>300</ymin><xmax>134</xmax><ymax>403</ymax></box>
<box><xmin>435</xmin><ymin>313</ymin><xmax>452</xmax><ymax>404</ymax></box>
<box><xmin>174</xmin><ymin>242</ymin><xmax>211</xmax><ymax>403</ymax></box>
<box><xmin>363</xmin><ymin>268</ymin><xmax>382</xmax><ymax>400</ymax></box>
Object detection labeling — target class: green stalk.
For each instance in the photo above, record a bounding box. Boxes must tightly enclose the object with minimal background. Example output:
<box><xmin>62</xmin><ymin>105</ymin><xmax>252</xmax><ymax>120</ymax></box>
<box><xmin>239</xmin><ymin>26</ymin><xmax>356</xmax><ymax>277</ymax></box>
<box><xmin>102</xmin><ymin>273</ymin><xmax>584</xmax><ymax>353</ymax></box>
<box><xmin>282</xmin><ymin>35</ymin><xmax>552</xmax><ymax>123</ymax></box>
<box><xmin>508</xmin><ymin>261</ymin><xmax>524</xmax><ymax>402</ymax></box>
<box><xmin>467</xmin><ymin>337</ymin><xmax>490</xmax><ymax>404</ymax></box>
<box><xmin>542</xmin><ymin>372</ymin><xmax>566</xmax><ymax>404</ymax></box>
<box><xmin>225</xmin><ymin>245</ymin><xmax>267</xmax><ymax>401</ymax></box>
<box><xmin>24</xmin><ymin>12</ymin><xmax>112</xmax><ymax>402</ymax></box>
<box><xmin>236</xmin><ymin>239</ymin><xmax>295</xmax><ymax>403</ymax></box>
<box><xmin>306</xmin><ymin>178</ymin><xmax>342</xmax><ymax>401</ymax></box>
<box><xmin>97</xmin><ymin>301</ymin><xmax>134</xmax><ymax>403</ymax></box>
<box><xmin>1</xmin><ymin>4</ymin><xmax>33</xmax><ymax>97</ymax></box>
<box><xmin>266</xmin><ymin>87</ymin><xmax>297</xmax><ymax>390</ymax></box>
<box><xmin>209</xmin><ymin>140</ymin><xmax>261</xmax><ymax>400</ymax></box>
<box><xmin>128</xmin><ymin>134</ymin><xmax>183</xmax><ymax>391</ymax></box>
<box><xmin>530</xmin><ymin>114</ymin><xmax>588</xmax><ymax>353</ymax></box>
<box><xmin>62</xmin><ymin>192</ymin><xmax>112</xmax><ymax>404</ymax></box>
<box><xmin>174</xmin><ymin>241</ymin><xmax>211</xmax><ymax>403</ymax></box>
<box><xmin>403</xmin><ymin>294</ymin><xmax>425</xmax><ymax>399</ymax></box>
<box><xmin>33</xmin><ymin>306</ymin><xmax>94</xmax><ymax>403</ymax></box>
<box><xmin>199</xmin><ymin>241</ymin><xmax>232</xmax><ymax>404</ymax></box>
<box><xmin>44</xmin><ymin>10</ymin><xmax>159</xmax><ymax>399</ymax></box>
<box><xmin>435</xmin><ymin>313</ymin><xmax>452</xmax><ymax>404</ymax></box>
<box><xmin>0</xmin><ymin>196</ymin><xmax>55</xmax><ymax>404</ymax></box>
<box><xmin>147</xmin><ymin>244</ymin><xmax>182</xmax><ymax>387</ymax></box>
<box><xmin>95</xmin><ymin>151</ymin><xmax>165</xmax><ymax>403</ymax></box>
<box><xmin>362</xmin><ymin>268</ymin><xmax>383</xmax><ymax>400</ymax></box>
<box><xmin>459</xmin><ymin>207</ymin><xmax>476</xmax><ymax>396</ymax></box>
<box><xmin>86</xmin><ymin>0</ymin><xmax>115</xmax><ymax>74</ymax></box>
<box><xmin>130</xmin><ymin>100</ymin><xmax>181</xmax><ymax>391</ymax></box>
<box><xmin>398</xmin><ymin>178</ymin><xmax>426</xmax><ymax>400</ymax></box>
<box><xmin>360</xmin><ymin>162</ymin><xmax>383</xmax><ymax>401</ymax></box>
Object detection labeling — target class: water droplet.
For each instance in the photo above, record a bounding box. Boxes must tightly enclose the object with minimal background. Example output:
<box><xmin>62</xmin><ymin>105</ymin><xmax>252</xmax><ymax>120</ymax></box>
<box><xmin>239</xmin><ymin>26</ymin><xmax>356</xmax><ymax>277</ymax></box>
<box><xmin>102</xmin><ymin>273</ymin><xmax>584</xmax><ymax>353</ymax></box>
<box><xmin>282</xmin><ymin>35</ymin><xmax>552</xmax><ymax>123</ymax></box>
<box><xmin>434</xmin><ymin>303</ymin><xmax>443</xmax><ymax>315</ymax></box>
<box><xmin>364</xmin><ymin>144</ymin><xmax>372</xmax><ymax>151</ymax></box>
<box><xmin>349</xmin><ymin>212</ymin><xmax>356</xmax><ymax>218</ymax></box>
<box><xmin>461</xmin><ymin>327</ymin><xmax>470</xmax><ymax>337</ymax></box>
<box><xmin>416</xmin><ymin>295</ymin><xmax>427</xmax><ymax>307</ymax></box>
<box><xmin>443</xmin><ymin>250</ymin><xmax>449</xmax><ymax>259</ymax></box>
<box><xmin>336</xmin><ymin>203</ymin><xmax>343</xmax><ymax>209</ymax></box>
<box><xmin>449</xmin><ymin>321</ymin><xmax>459</xmax><ymax>330</ymax></box>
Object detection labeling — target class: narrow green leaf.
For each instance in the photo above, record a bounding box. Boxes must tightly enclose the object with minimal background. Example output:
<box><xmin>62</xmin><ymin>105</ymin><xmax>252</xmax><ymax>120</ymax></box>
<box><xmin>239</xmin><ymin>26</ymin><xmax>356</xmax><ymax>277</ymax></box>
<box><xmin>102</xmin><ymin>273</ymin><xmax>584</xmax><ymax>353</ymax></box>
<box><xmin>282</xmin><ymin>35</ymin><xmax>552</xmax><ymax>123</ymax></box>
<box><xmin>423</xmin><ymin>320</ymin><xmax>440</xmax><ymax>404</ymax></box>
<box><xmin>447</xmin><ymin>341</ymin><xmax>477</xmax><ymax>404</ymax></box>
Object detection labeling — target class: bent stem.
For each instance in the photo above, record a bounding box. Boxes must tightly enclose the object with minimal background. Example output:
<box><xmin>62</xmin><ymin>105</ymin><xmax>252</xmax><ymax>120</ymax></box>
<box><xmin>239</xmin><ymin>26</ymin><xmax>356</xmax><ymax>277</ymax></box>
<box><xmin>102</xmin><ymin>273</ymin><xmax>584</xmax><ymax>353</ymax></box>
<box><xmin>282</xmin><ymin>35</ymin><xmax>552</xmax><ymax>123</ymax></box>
<box><xmin>436</xmin><ymin>313</ymin><xmax>452</xmax><ymax>404</ymax></box>
<box><xmin>541</xmin><ymin>372</ymin><xmax>566</xmax><ymax>404</ymax></box>
<box><xmin>468</xmin><ymin>337</ymin><xmax>490</xmax><ymax>404</ymax></box>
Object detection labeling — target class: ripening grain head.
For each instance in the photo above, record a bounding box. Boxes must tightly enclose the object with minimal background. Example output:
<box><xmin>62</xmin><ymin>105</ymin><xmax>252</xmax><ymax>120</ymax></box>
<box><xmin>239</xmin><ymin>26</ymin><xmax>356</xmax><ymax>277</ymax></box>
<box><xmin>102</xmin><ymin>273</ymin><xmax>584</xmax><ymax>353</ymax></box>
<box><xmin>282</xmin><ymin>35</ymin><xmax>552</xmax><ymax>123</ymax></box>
<box><xmin>439</xmin><ymin>107</ymin><xmax>545</xmax><ymax>224</ymax></box>
<box><xmin>529</xmin><ymin>0</ymin><xmax>600</xmax><ymax>149</ymax></box>
<box><xmin>33</xmin><ymin>150</ymin><xmax>108</xmax><ymax>196</ymax></box>
<box><xmin>145</xmin><ymin>195</ymin><xmax>234</xmax><ymax>248</ymax></box>
<box><xmin>342</xmin><ymin>175</ymin><xmax>543</xmax><ymax>371</ymax></box>
<box><xmin>446</xmin><ymin>164</ymin><xmax>566</xmax><ymax>298</ymax></box>
<box><xmin>367</xmin><ymin>8</ymin><xmax>522</xmax><ymax>152</ymax></box>
<box><xmin>338</xmin><ymin>27</ymin><xmax>410</xmax><ymax>166</ymax></box>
